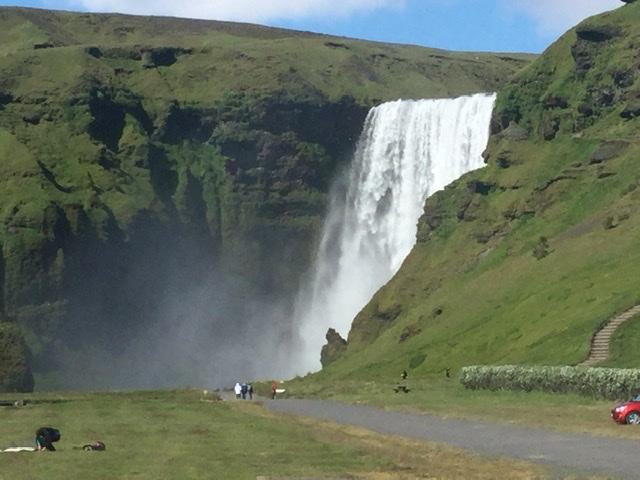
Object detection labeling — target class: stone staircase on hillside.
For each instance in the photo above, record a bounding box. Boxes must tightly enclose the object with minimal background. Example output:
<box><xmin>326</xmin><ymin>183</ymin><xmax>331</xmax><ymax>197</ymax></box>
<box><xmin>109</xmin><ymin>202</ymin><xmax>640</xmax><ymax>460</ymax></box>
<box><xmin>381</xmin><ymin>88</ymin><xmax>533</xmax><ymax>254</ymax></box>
<box><xmin>578</xmin><ymin>304</ymin><xmax>640</xmax><ymax>367</ymax></box>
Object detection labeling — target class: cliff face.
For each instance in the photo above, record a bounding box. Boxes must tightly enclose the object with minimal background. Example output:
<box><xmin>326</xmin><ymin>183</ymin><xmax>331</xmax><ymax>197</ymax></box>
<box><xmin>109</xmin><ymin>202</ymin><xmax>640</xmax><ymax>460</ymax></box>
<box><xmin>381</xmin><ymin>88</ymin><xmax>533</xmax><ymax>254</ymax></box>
<box><xmin>326</xmin><ymin>2</ymin><xmax>640</xmax><ymax>380</ymax></box>
<box><xmin>0</xmin><ymin>7</ymin><xmax>530</xmax><ymax>390</ymax></box>
<box><xmin>2</xmin><ymin>91</ymin><xmax>368</xmax><ymax>389</ymax></box>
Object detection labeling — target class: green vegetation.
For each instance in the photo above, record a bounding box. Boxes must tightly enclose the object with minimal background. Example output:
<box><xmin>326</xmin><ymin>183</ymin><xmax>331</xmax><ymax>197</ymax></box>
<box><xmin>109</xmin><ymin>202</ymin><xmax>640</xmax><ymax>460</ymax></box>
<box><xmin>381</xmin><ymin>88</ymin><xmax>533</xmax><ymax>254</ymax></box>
<box><xmin>0</xmin><ymin>8</ymin><xmax>532</xmax><ymax>104</ymax></box>
<box><xmin>0</xmin><ymin>7</ymin><xmax>531</xmax><ymax>390</ymax></box>
<box><xmin>460</xmin><ymin>365</ymin><xmax>640</xmax><ymax>399</ymax></box>
<box><xmin>0</xmin><ymin>390</ymin><xmax>547</xmax><ymax>479</ymax></box>
<box><xmin>315</xmin><ymin>1</ymin><xmax>640</xmax><ymax>386</ymax></box>
<box><xmin>604</xmin><ymin>315</ymin><xmax>640</xmax><ymax>368</ymax></box>
<box><xmin>2</xmin><ymin>4</ymin><xmax>639</xmax><ymax>476</ymax></box>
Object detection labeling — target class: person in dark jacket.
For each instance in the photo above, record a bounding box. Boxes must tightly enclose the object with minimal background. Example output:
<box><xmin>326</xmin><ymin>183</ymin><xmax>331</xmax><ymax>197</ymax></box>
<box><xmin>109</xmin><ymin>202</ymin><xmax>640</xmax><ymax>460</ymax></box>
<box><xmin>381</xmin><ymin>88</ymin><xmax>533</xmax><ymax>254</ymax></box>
<box><xmin>35</xmin><ymin>427</ymin><xmax>60</xmax><ymax>451</ymax></box>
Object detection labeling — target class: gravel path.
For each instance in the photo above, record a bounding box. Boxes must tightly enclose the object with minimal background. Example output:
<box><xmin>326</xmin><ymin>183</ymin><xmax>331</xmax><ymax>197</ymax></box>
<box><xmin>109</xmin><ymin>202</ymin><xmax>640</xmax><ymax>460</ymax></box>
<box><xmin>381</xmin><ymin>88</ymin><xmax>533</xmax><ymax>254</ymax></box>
<box><xmin>265</xmin><ymin>399</ymin><xmax>639</xmax><ymax>479</ymax></box>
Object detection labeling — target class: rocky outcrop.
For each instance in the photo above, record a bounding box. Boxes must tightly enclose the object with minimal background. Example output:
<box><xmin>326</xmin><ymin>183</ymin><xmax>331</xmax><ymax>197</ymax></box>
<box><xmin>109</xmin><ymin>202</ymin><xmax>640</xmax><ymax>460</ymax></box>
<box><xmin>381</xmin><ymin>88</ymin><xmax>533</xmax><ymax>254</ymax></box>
<box><xmin>498</xmin><ymin>121</ymin><xmax>528</xmax><ymax>141</ymax></box>
<box><xmin>621</xmin><ymin>101</ymin><xmax>640</xmax><ymax>119</ymax></box>
<box><xmin>348</xmin><ymin>302</ymin><xmax>403</xmax><ymax>346</ymax></box>
<box><xmin>543</xmin><ymin>95</ymin><xmax>569</xmax><ymax>110</ymax></box>
<box><xmin>85</xmin><ymin>45</ymin><xmax>192</xmax><ymax>67</ymax></box>
<box><xmin>575</xmin><ymin>24</ymin><xmax>621</xmax><ymax>42</ymax></box>
<box><xmin>571</xmin><ymin>41</ymin><xmax>595</xmax><ymax>77</ymax></box>
<box><xmin>589</xmin><ymin>141</ymin><xmax>629</xmax><ymax>164</ymax></box>
<box><xmin>320</xmin><ymin>328</ymin><xmax>348</xmax><ymax>367</ymax></box>
<box><xmin>495</xmin><ymin>9</ymin><xmax>638</xmax><ymax>144</ymax></box>
<box><xmin>141</xmin><ymin>47</ymin><xmax>192</xmax><ymax>68</ymax></box>
<box><xmin>467</xmin><ymin>180</ymin><xmax>495</xmax><ymax>196</ymax></box>
<box><xmin>0</xmin><ymin>91</ymin><xmax>12</xmax><ymax>108</ymax></box>
<box><xmin>572</xmin><ymin>24</ymin><xmax>621</xmax><ymax>78</ymax></box>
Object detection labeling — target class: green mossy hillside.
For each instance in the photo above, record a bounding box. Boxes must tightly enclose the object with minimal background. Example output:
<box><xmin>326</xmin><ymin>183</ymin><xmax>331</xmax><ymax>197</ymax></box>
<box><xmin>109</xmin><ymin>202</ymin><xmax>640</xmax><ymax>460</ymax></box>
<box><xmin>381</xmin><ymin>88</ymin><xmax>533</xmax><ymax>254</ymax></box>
<box><xmin>318</xmin><ymin>2</ymin><xmax>640</xmax><ymax>382</ymax></box>
<box><xmin>0</xmin><ymin>7</ymin><xmax>531</xmax><ymax>389</ymax></box>
<box><xmin>0</xmin><ymin>7</ymin><xmax>532</xmax><ymax>104</ymax></box>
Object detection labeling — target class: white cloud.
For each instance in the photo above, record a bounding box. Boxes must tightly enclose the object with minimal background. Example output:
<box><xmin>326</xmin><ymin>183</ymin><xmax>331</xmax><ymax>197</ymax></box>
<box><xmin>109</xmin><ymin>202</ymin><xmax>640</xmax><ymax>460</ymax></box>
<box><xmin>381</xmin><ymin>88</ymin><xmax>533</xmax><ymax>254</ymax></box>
<box><xmin>72</xmin><ymin>0</ymin><xmax>405</xmax><ymax>22</ymax></box>
<box><xmin>504</xmin><ymin>0</ymin><xmax>622</xmax><ymax>36</ymax></box>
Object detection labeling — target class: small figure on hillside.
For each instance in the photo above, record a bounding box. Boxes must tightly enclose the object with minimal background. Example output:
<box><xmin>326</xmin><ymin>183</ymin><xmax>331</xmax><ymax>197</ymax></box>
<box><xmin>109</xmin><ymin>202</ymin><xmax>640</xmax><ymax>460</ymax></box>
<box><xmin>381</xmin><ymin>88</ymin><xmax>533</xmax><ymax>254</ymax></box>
<box><xmin>395</xmin><ymin>370</ymin><xmax>410</xmax><ymax>393</ymax></box>
<box><xmin>241</xmin><ymin>383</ymin><xmax>248</xmax><ymax>400</ymax></box>
<box><xmin>35</xmin><ymin>427</ymin><xmax>60</xmax><ymax>452</ymax></box>
<box><xmin>234</xmin><ymin>382</ymin><xmax>242</xmax><ymax>399</ymax></box>
<box><xmin>248</xmin><ymin>383</ymin><xmax>253</xmax><ymax>400</ymax></box>
<box><xmin>271</xmin><ymin>381</ymin><xmax>278</xmax><ymax>400</ymax></box>
<box><xmin>445</xmin><ymin>368</ymin><xmax>451</xmax><ymax>379</ymax></box>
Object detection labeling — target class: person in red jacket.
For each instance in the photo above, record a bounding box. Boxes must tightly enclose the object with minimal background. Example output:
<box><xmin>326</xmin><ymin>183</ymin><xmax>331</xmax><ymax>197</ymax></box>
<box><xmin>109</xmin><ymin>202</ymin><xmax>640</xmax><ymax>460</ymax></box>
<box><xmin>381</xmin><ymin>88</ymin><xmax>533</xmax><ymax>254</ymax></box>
<box><xmin>271</xmin><ymin>381</ymin><xmax>278</xmax><ymax>399</ymax></box>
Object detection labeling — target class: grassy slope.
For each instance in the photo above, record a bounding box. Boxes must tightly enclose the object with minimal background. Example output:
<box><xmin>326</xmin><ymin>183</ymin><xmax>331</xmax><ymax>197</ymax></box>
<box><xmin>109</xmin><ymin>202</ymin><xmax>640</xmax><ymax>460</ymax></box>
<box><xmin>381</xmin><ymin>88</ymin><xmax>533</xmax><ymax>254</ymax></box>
<box><xmin>310</xmin><ymin>2</ymin><xmax>640</xmax><ymax>385</ymax></box>
<box><xmin>0</xmin><ymin>7</ymin><xmax>532</xmax><ymax>104</ymax></box>
<box><xmin>604</xmin><ymin>314</ymin><xmax>640</xmax><ymax>367</ymax></box>
<box><xmin>0</xmin><ymin>390</ymin><xmax>547</xmax><ymax>479</ymax></box>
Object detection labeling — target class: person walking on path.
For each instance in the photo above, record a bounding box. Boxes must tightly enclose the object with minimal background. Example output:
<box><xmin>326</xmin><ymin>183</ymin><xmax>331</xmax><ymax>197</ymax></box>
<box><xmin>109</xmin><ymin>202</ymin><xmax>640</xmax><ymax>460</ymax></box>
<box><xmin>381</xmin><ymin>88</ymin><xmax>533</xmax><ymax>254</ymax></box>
<box><xmin>234</xmin><ymin>382</ymin><xmax>242</xmax><ymax>399</ymax></box>
<box><xmin>248</xmin><ymin>383</ymin><xmax>253</xmax><ymax>400</ymax></box>
<box><xmin>241</xmin><ymin>383</ymin><xmax>248</xmax><ymax>400</ymax></box>
<box><xmin>271</xmin><ymin>381</ymin><xmax>278</xmax><ymax>400</ymax></box>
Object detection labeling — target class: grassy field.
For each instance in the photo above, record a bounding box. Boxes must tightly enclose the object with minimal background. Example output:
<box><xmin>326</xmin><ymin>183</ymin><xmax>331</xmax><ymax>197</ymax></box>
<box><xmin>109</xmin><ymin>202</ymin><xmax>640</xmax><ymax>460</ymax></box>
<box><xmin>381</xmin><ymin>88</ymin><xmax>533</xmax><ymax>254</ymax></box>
<box><xmin>0</xmin><ymin>389</ymin><xmax>555</xmax><ymax>480</ymax></box>
<box><xmin>279</xmin><ymin>376</ymin><xmax>640</xmax><ymax>441</ymax></box>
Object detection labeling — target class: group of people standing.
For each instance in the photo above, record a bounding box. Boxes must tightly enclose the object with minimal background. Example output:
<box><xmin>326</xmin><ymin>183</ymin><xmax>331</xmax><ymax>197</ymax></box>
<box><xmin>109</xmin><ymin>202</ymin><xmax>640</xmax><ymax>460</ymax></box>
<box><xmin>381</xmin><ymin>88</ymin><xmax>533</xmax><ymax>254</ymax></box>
<box><xmin>233</xmin><ymin>381</ymin><xmax>282</xmax><ymax>400</ymax></box>
<box><xmin>233</xmin><ymin>382</ymin><xmax>253</xmax><ymax>400</ymax></box>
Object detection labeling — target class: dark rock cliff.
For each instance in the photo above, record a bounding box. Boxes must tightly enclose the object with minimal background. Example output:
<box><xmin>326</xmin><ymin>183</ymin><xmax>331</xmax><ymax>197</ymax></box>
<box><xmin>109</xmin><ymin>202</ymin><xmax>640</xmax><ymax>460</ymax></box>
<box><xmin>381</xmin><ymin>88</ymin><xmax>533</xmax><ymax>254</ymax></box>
<box><xmin>1</xmin><ymin>89</ymin><xmax>368</xmax><ymax>389</ymax></box>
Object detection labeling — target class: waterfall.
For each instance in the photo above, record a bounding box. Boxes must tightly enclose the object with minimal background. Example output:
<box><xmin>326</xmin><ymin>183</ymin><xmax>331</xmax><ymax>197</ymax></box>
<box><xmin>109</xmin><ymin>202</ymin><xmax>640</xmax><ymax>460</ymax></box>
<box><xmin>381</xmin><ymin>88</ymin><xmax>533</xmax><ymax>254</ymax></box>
<box><xmin>293</xmin><ymin>93</ymin><xmax>497</xmax><ymax>372</ymax></box>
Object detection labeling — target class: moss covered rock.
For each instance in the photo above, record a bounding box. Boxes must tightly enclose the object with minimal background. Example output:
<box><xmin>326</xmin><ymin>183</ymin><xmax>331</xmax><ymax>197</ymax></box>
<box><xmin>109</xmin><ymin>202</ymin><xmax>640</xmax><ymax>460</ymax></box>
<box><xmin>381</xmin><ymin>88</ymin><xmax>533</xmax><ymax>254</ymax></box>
<box><xmin>320</xmin><ymin>328</ymin><xmax>348</xmax><ymax>367</ymax></box>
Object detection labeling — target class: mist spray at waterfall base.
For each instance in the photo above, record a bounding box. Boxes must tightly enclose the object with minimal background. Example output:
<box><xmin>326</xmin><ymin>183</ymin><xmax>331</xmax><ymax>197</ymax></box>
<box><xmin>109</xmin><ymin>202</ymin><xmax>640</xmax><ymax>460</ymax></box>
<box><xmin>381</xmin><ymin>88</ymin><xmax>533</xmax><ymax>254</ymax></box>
<box><xmin>293</xmin><ymin>93</ymin><xmax>497</xmax><ymax>373</ymax></box>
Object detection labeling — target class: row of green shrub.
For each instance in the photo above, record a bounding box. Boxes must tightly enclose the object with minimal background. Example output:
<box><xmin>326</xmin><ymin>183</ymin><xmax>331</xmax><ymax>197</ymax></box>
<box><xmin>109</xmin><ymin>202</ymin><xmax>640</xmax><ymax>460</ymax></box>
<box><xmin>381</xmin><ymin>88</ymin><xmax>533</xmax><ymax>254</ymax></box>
<box><xmin>459</xmin><ymin>365</ymin><xmax>640</xmax><ymax>400</ymax></box>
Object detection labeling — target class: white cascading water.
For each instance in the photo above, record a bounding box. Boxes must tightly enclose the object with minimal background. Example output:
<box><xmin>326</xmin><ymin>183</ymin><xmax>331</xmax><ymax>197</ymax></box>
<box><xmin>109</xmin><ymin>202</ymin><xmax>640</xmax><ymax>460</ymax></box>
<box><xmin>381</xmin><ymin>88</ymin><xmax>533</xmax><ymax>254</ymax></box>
<box><xmin>294</xmin><ymin>93</ymin><xmax>497</xmax><ymax>372</ymax></box>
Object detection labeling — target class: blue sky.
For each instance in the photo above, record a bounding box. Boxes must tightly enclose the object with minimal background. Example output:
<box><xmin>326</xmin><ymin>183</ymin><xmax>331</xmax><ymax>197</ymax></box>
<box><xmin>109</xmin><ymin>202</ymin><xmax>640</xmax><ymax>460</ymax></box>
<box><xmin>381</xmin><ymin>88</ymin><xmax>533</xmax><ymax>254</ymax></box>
<box><xmin>0</xmin><ymin>0</ymin><xmax>622</xmax><ymax>53</ymax></box>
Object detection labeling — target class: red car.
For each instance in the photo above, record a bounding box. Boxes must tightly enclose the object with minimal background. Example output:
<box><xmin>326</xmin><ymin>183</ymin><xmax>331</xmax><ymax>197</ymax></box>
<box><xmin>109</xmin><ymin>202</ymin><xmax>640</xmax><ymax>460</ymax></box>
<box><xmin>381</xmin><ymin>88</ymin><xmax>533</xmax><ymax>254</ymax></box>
<box><xmin>611</xmin><ymin>394</ymin><xmax>640</xmax><ymax>424</ymax></box>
